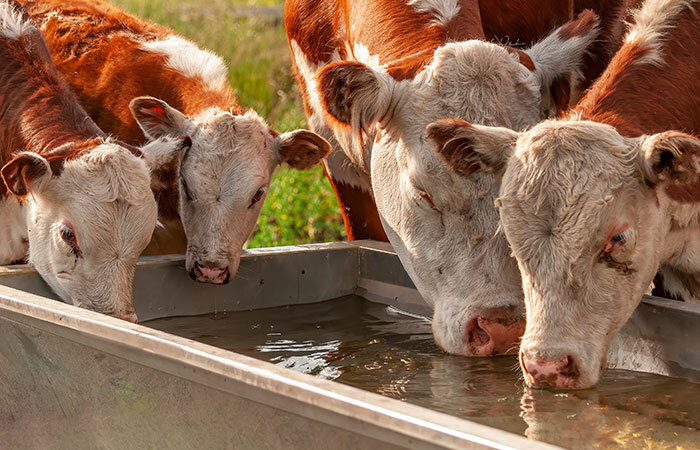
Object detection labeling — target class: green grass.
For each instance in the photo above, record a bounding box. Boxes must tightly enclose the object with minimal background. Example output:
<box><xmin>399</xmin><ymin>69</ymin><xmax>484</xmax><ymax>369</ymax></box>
<box><xmin>111</xmin><ymin>0</ymin><xmax>347</xmax><ymax>247</ymax></box>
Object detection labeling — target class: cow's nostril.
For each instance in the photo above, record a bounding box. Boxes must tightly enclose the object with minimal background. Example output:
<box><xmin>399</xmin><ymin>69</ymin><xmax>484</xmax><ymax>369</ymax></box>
<box><xmin>559</xmin><ymin>355</ymin><xmax>578</xmax><ymax>378</ymax></box>
<box><xmin>469</xmin><ymin>320</ymin><xmax>490</xmax><ymax>347</ymax></box>
<box><xmin>465</xmin><ymin>313</ymin><xmax>524</xmax><ymax>357</ymax></box>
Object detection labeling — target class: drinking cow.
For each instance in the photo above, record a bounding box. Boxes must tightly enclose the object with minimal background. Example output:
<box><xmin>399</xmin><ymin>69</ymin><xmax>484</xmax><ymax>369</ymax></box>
<box><xmin>19</xmin><ymin>0</ymin><xmax>331</xmax><ymax>284</ymax></box>
<box><xmin>286</xmin><ymin>0</ymin><xmax>606</xmax><ymax>356</ymax></box>
<box><xmin>0</xmin><ymin>0</ymin><xmax>188</xmax><ymax>321</ymax></box>
<box><xmin>430</xmin><ymin>0</ymin><xmax>700</xmax><ymax>386</ymax></box>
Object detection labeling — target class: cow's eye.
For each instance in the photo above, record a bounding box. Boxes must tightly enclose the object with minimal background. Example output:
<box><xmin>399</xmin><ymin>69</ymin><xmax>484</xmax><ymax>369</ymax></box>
<box><xmin>611</xmin><ymin>232</ymin><xmax>626</xmax><ymax>243</ymax></box>
<box><xmin>603</xmin><ymin>226</ymin><xmax>631</xmax><ymax>253</ymax></box>
<box><xmin>418</xmin><ymin>189</ymin><xmax>436</xmax><ymax>209</ymax></box>
<box><xmin>249</xmin><ymin>187</ymin><xmax>266</xmax><ymax>208</ymax></box>
<box><xmin>59</xmin><ymin>222</ymin><xmax>80</xmax><ymax>255</ymax></box>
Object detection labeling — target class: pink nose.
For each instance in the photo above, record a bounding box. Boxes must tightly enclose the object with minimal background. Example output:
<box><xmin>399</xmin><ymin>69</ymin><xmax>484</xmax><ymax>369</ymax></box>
<box><xmin>192</xmin><ymin>262</ymin><xmax>230</xmax><ymax>285</ymax></box>
<box><xmin>521</xmin><ymin>354</ymin><xmax>579</xmax><ymax>389</ymax></box>
<box><xmin>465</xmin><ymin>309</ymin><xmax>525</xmax><ymax>356</ymax></box>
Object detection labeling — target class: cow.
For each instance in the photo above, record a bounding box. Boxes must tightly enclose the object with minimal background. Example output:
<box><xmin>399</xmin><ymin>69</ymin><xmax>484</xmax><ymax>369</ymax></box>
<box><xmin>0</xmin><ymin>0</ymin><xmax>189</xmax><ymax>321</ymax></box>
<box><xmin>285</xmin><ymin>0</ymin><xmax>641</xmax><ymax>244</ymax></box>
<box><xmin>429</xmin><ymin>0</ymin><xmax>700</xmax><ymax>386</ymax></box>
<box><xmin>287</xmin><ymin>0</ymin><xmax>604</xmax><ymax>356</ymax></box>
<box><xmin>19</xmin><ymin>0</ymin><xmax>331</xmax><ymax>285</ymax></box>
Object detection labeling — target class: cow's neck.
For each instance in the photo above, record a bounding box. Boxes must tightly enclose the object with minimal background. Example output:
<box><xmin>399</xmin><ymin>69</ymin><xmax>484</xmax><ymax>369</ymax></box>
<box><xmin>576</xmin><ymin>4</ymin><xmax>700</xmax><ymax>138</ymax></box>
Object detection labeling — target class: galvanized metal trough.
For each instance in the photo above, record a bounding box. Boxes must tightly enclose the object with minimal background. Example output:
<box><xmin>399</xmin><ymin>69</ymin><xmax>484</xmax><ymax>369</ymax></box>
<box><xmin>0</xmin><ymin>240</ymin><xmax>698</xmax><ymax>449</ymax></box>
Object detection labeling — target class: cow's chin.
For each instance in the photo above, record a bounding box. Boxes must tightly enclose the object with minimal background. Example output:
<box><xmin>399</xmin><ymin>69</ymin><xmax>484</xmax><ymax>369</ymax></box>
<box><xmin>185</xmin><ymin>245</ymin><xmax>242</xmax><ymax>285</ymax></box>
<box><xmin>519</xmin><ymin>334</ymin><xmax>610</xmax><ymax>390</ymax></box>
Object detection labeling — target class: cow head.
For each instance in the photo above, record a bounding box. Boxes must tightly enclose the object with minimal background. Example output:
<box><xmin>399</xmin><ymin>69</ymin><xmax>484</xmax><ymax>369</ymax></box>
<box><xmin>317</xmin><ymin>12</ymin><xmax>599</xmax><ymax>356</ymax></box>
<box><xmin>430</xmin><ymin>117</ymin><xmax>700</xmax><ymax>388</ymax></box>
<box><xmin>130</xmin><ymin>97</ymin><xmax>330</xmax><ymax>285</ymax></box>
<box><xmin>0</xmin><ymin>137</ymin><xmax>186</xmax><ymax>321</ymax></box>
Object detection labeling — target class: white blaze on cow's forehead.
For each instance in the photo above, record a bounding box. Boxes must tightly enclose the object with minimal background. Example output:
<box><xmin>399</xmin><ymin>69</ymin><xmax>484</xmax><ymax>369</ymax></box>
<box><xmin>0</xmin><ymin>0</ymin><xmax>35</xmax><ymax>39</ymax></box>
<box><xmin>142</xmin><ymin>36</ymin><xmax>229</xmax><ymax>91</ymax></box>
<box><xmin>181</xmin><ymin>108</ymin><xmax>276</xmax><ymax>197</ymax></box>
<box><xmin>0</xmin><ymin>196</ymin><xmax>28</xmax><ymax>264</ymax></box>
<box><xmin>407</xmin><ymin>0</ymin><xmax>461</xmax><ymax>26</ymax></box>
<box><xmin>417</xmin><ymin>41</ymin><xmax>541</xmax><ymax>130</ymax></box>
<box><xmin>624</xmin><ymin>0</ymin><xmax>698</xmax><ymax>65</ymax></box>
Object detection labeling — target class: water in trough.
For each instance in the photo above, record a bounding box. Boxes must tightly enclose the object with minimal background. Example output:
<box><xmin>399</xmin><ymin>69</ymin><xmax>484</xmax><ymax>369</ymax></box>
<box><xmin>145</xmin><ymin>295</ymin><xmax>700</xmax><ymax>449</ymax></box>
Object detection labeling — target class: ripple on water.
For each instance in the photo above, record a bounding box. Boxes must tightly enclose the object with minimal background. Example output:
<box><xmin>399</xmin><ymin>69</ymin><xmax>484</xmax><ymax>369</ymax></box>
<box><xmin>145</xmin><ymin>295</ymin><xmax>700</xmax><ymax>449</ymax></box>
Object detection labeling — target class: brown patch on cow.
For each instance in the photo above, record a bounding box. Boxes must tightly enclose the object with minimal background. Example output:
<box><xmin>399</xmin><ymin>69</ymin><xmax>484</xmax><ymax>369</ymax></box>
<box><xmin>480</xmin><ymin>0</ymin><xmax>572</xmax><ymax>47</ymax></box>
<box><xmin>551</xmin><ymin>76</ymin><xmax>572</xmax><ymax>115</ymax></box>
<box><xmin>504</xmin><ymin>47</ymin><xmax>535</xmax><ymax>71</ymax></box>
<box><xmin>481</xmin><ymin>1</ymin><xmax>639</xmax><ymax>90</ymax></box>
<box><xmin>323</xmin><ymin>171</ymin><xmax>388</xmax><ymax>242</ymax></box>
<box><xmin>0</xmin><ymin>3</ymin><xmax>112</xmax><ymax>198</ymax></box>
<box><xmin>598</xmin><ymin>252</ymin><xmax>636</xmax><ymax>275</ymax></box>
<box><xmin>385</xmin><ymin>48</ymin><xmax>436</xmax><ymax>81</ymax></box>
<box><xmin>44</xmin><ymin>138</ymin><xmax>105</xmax><ymax>175</ymax></box>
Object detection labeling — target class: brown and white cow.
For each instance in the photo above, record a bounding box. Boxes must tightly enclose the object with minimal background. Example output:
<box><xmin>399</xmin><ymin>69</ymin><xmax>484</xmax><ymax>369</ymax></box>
<box><xmin>19</xmin><ymin>0</ymin><xmax>331</xmax><ymax>284</ymax></box>
<box><xmin>0</xmin><ymin>0</ymin><xmax>188</xmax><ymax>321</ymax></box>
<box><xmin>287</xmin><ymin>0</ymin><xmax>605</xmax><ymax>356</ymax></box>
<box><xmin>430</xmin><ymin>0</ymin><xmax>700</xmax><ymax>386</ymax></box>
<box><xmin>286</xmin><ymin>0</ymin><xmax>641</xmax><ymax>243</ymax></box>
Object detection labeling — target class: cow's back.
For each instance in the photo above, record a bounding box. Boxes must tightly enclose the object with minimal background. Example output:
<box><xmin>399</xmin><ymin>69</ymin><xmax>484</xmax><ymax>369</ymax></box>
<box><xmin>576</xmin><ymin>0</ymin><xmax>700</xmax><ymax>137</ymax></box>
<box><xmin>20</xmin><ymin>0</ymin><xmax>239</xmax><ymax>143</ymax></box>
<box><xmin>19</xmin><ymin>0</ymin><xmax>242</xmax><ymax>255</ymax></box>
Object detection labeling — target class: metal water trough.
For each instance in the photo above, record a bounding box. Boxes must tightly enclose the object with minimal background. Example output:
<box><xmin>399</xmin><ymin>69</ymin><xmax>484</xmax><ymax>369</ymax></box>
<box><xmin>0</xmin><ymin>240</ymin><xmax>698</xmax><ymax>449</ymax></box>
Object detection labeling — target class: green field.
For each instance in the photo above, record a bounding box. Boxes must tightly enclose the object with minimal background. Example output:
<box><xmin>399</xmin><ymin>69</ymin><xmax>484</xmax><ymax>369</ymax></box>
<box><xmin>111</xmin><ymin>0</ymin><xmax>347</xmax><ymax>247</ymax></box>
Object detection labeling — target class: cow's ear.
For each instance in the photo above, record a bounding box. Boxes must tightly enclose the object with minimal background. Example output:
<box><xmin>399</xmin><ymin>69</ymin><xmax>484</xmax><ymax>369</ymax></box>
<box><xmin>129</xmin><ymin>96</ymin><xmax>192</xmax><ymax>140</ymax></box>
<box><xmin>139</xmin><ymin>135</ymin><xmax>193</xmax><ymax>170</ymax></box>
<box><xmin>638</xmin><ymin>131</ymin><xmax>700</xmax><ymax>203</ymax></box>
<box><xmin>1</xmin><ymin>152</ymin><xmax>52</xmax><ymax>196</ymax></box>
<box><xmin>426</xmin><ymin>119</ymin><xmax>518</xmax><ymax>176</ymax></box>
<box><xmin>276</xmin><ymin>130</ymin><xmax>331</xmax><ymax>170</ymax></box>
<box><xmin>525</xmin><ymin>10</ymin><xmax>600</xmax><ymax>113</ymax></box>
<box><xmin>138</xmin><ymin>135</ymin><xmax>193</xmax><ymax>192</ymax></box>
<box><xmin>317</xmin><ymin>61</ymin><xmax>397</xmax><ymax>134</ymax></box>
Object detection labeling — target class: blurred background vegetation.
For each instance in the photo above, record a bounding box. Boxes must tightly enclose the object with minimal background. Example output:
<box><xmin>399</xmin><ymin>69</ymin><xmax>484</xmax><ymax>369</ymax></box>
<box><xmin>112</xmin><ymin>0</ymin><xmax>347</xmax><ymax>247</ymax></box>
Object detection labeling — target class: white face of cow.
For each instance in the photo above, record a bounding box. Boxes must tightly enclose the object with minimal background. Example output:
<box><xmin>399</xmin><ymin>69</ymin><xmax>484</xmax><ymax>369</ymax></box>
<box><xmin>0</xmin><ymin>140</ymin><xmax>174</xmax><ymax>321</ymax></box>
<box><xmin>431</xmin><ymin>118</ymin><xmax>700</xmax><ymax>388</ymax></box>
<box><xmin>317</xmin><ymin>13</ymin><xmax>599</xmax><ymax>356</ymax></box>
<box><xmin>130</xmin><ymin>98</ymin><xmax>330</xmax><ymax>284</ymax></box>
